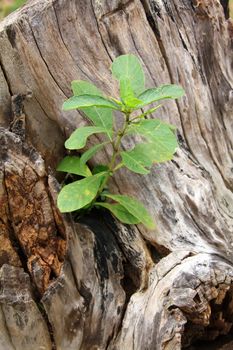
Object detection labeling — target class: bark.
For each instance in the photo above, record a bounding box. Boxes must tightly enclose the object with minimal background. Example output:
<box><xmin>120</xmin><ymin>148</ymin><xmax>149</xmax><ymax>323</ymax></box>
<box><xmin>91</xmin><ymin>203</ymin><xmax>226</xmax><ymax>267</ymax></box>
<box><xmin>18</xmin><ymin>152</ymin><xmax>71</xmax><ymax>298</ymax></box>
<box><xmin>0</xmin><ymin>0</ymin><xmax>232</xmax><ymax>349</ymax></box>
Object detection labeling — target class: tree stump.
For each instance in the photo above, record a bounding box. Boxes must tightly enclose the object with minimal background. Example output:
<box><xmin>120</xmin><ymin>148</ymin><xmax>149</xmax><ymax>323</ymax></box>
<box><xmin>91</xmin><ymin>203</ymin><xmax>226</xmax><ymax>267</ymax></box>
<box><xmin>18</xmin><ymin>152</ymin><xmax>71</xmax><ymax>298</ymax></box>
<box><xmin>0</xmin><ymin>0</ymin><xmax>233</xmax><ymax>349</ymax></box>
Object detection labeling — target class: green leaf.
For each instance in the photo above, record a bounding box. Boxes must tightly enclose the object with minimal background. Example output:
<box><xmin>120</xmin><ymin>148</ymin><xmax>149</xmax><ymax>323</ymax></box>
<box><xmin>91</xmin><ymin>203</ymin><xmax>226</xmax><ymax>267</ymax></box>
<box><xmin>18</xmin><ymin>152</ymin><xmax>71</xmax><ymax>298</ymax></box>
<box><xmin>105</xmin><ymin>194</ymin><xmax>155</xmax><ymax>229</ymax></box>
<box><xmin>120</xmin><ymin>78</ymin><xmax>142</xmax><ymax>108</ymax></box>
<box><xmin>95</xmin><ymin>202</ymin><xmax>141</xmax><ymax>225</ymax></box>
<box><xmin>120</xmin><ymin>142</ymin><xmax>156</xmax><ymax>174</ymax></box>
<box><xmin>63</xmin><ymin>94</ymin><xmax>120</xmax><ymax>111</ymax></box>
<box><xmin>92</xmin><ymin>165</ymin><xmax>109</xmax><ymax>175</ymax></box>
<box><xmin>84</xmin><ymin>107</ymin><xmax>114</xmax><ymax>140</ymax></box>
<box><xmin>57</xmin><ymin>156</ymin><xmax>91</xmax><ymax>177</ymax></box>
<box><xmin>121</xmin><ymin>149</ymin><xmax>150</xmax><ymax>175</ymax></box>
<box><xmin>138</xmin><ymin>84</ymin><xmax>185</xmax><ymax>108</ymax></box>
<box><xmin>128</xmin><ymin>119</ymin><xmax>178</xmax><ymax>162</ymax></box>
<box><xmin>65</xmin><ymin>126</ymin><xmax>110</xmax><ymax>150</ymax></box>
<box><xmin>71</xmin><ymin>80</ymin><xmax>102</xmax><ymax>97</ymax></box>
<box><xmin>57</xmin><ymin>172</ymin><xmax>107</xmax><ymax>212</ymax></box>
<box><xmin>80</xmin><ymin>143</ymin><xmax>107</xmax><ymax>166</ymax></box>
<box><xmin>111</xmin><ymin>54</ymin><xmax>145</xmax><ymax>96</ymax></box>
<box><xmin>69</xmin><ymin>81</ymin><xmax>114</xmax><ymax>140</ymax></box>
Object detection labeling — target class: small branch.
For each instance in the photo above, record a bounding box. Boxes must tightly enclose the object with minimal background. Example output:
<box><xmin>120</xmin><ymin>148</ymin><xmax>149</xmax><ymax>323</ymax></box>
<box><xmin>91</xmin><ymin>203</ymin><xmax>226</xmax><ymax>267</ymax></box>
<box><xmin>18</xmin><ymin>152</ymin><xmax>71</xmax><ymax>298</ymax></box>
<box><xmin>130</xmin><ymin>105</ymin><xmax>162</xmax><ymax>122</ymax></box>
<box><xmin>113</xmin><ymin>162</ymin><xmax>124</xmax><ymax>172</ymax></box>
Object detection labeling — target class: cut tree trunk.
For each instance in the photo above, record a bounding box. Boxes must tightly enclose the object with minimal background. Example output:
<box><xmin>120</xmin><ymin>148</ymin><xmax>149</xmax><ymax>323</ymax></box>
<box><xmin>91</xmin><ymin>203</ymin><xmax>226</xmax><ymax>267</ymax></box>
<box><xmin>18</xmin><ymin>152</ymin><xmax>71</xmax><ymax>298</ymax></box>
<box><xmin>0</xmin><ymin>0</ymin><xmax>233</xmax><ymax>349</ymax></box>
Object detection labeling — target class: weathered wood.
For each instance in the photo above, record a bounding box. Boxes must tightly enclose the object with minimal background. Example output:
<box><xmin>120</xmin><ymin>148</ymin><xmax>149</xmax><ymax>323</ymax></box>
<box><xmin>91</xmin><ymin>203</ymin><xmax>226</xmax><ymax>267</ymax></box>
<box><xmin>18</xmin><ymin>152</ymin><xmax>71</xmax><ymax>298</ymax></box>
<box><xmin>0</xmin><ymin>264</ymin><xmax>52</xmax><ymax>350</ymax></box>
<box><xmin>115</xmin><ymin>252</ymin><xmax>233</xmax><ymax>349</ymax></box>
<box><xmin>0</xmin><ymin>0</ymin><xmax>232</xmax><ymax>349</ymax></box>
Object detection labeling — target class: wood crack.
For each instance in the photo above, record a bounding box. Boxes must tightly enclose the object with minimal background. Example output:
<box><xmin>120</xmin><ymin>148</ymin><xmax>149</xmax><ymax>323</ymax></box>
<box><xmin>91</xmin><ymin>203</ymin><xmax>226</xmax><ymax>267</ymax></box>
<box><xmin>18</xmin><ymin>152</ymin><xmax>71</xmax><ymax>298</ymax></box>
<box><xmin>90</xmin><ymin>0</ymin><xmax>114</xmax><ymax>62</ymax></box>
<box><xmin>27</xmin><ymin>19</ymin><xmax>68</xmax><ymax>98</ymax></box>
<box><xmin>52</xmin><ymin>2</ymin><xmax>91</xmax><ymax>82</ymax></box>
<box><xmin>0</xmin><ymin>56</ymin><xmax>13</xmax><ymax>97</ymax></box>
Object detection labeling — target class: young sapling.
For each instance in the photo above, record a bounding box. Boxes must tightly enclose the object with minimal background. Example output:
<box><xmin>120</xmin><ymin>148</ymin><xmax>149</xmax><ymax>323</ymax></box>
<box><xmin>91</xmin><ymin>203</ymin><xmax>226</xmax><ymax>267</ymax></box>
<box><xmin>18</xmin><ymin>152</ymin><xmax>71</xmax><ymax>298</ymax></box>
<box><xmin>57</xmin><ymin>54</ymin><xmax>185</xmax><ymax>229</ymax></box>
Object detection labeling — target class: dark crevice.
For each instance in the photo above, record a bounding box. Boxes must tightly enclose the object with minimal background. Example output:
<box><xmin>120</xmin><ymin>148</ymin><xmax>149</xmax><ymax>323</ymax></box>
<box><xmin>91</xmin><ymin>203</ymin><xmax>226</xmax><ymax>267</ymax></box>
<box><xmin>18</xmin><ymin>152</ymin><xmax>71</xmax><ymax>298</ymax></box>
<box><xmin>189</xmin><ymin>334</ymin><xmax>233</xmax><ymax>350</ymax></box>
<box><xmin>146</xmin><ymin>241</ymin><xmax>170</xmax><ymax>264</ymax></box>
<box><xmin>111</xmin><ymin>265</ymin><xmax>137</xmax><ymax>347</ymax></box>
<box><xmin>184</xmin><ymin>285</ymin><xmax>233</xmax><ymax>349</ymax></box>
<box><xmin>103</xmin><ymin>213</ymin><xmax>142</xmax><ymax>289</ymax></box>
<box><xmin>150</xmin><ymin>1</ymin><xmax>162</xmax><ymax>19</ymax></box>
<box><xmin>140</xmin><ymin>0</ymin><xmax>161</xmax><ymax>38</ymax></box>
<box><xmin>79</xmin><ymin>210</ymin><xmax>127</xmax><ymax>283</ymax></box>
<box><xmin>177</xmin><ymin>30</ymin><xmax>188</xmax><ymax>52</ymax></box>
<box><xmin>78</xmin><ymin>210</ymin><xmax>129</xmax><ymax>326</ymax></box>
<box><xmin>78</xmin><ymin>209</ymin><xmax>138</xmax><ymax>346</ymax></box>
<box><xmin>120</xmin><ymin>259</ymin><xmax>138</xmax><ymax>300</ymax></box>
<box><xmin>5</xmin><ymin>25</ymin><xmax>16</xmax><ymax>49</ymax></box>
<box><xmin>220</xmin><ymin>0</ymin><xmax>230</xmax><ymax>19</ymax></box>
<box><xmin>190</xmin><ymin>0</ymin><xmax>197</xmax><ymax>12</ymax></box>
<box><xmin>106</xmin><ymin>257</ymin><xmax>138</xmax><ymax>349</ymax></box>
<box><xmin>176</xmin><ymin>130</ymin><xmax>191</xmax><ymax>154</ymax></box>
<box><xmin>134</xmin><ymin>224</ymin><xmax>171</xmax><ymax>266</ymax></box>
<box><xmin>37</xmin><ymin>302</ymin><xmax>57</xmax><ymax>350</ymax></box>
<box><xmin>79</xmin><ymin>209</ymin><xmax>144</xmax><ymax>345</ymax></box>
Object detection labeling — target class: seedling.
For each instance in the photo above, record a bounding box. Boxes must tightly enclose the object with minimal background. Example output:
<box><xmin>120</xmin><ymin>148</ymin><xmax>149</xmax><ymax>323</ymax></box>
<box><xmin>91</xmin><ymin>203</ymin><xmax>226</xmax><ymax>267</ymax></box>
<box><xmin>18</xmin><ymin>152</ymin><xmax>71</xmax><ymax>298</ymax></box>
<box><xmin>57</xmin><ymin>54</ymin><xmax>184</xmax><ymax>229</ymax></box>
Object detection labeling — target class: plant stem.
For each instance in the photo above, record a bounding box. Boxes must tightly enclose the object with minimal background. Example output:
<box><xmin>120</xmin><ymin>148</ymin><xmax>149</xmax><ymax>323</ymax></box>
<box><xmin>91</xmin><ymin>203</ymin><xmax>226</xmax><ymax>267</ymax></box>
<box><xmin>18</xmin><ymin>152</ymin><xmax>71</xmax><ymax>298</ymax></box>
<box><xmin>96</xmin><ymin>112</ymin><xmax>130</xmax><ymax>196</ymax></box>
<box><xmin>113</xmin><ymin>162</ymin><xmax>123</xmax><ymax>172</ymax></box>
<box><xmin>108</xmin><ymin>112</ymin><xmax>129</xmax><ymax>172</ymax></box>
<box><xmin>130</xmin><ymin>105</ymin><xmax>162</xmax><ymax>122</ymax></box>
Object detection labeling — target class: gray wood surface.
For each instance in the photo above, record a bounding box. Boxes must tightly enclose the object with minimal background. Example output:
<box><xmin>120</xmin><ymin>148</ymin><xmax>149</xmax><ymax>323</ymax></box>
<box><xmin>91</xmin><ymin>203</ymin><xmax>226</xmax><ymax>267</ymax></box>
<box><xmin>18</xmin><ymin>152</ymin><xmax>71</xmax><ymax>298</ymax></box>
<box><xmin>0</xmin><ymin>0</ymin><xmax>232</xmax><ymax>349</ymax></box>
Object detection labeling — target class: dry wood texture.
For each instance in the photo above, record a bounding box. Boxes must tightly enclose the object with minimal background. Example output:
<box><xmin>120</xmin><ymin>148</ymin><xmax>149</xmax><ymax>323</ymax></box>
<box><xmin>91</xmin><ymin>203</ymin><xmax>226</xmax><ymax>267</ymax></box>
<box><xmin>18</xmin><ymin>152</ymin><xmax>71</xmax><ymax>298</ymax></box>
<box><xmin>0</xmin><ymin>0</ymin><xmax>232</xmax><ymax>349</ymax></box>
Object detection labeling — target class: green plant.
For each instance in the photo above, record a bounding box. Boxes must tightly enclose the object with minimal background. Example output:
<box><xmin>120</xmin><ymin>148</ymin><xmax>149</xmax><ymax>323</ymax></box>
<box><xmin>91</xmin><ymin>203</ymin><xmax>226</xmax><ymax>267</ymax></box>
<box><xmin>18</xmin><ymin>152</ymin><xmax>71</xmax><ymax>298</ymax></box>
<box><xmin>57</xmin><ymin>54</ymin><xmax>184</xmax><ymax>229</ymax></box>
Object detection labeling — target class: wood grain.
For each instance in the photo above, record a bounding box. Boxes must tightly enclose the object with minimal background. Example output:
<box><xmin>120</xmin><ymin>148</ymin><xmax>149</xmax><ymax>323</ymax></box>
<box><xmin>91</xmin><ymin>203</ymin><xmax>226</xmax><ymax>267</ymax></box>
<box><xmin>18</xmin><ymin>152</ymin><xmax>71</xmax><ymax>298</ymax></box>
<box><xmin>0</xmin><ymin>0</ymin><xmax>232</xmax><ymax>349</ymax></box>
